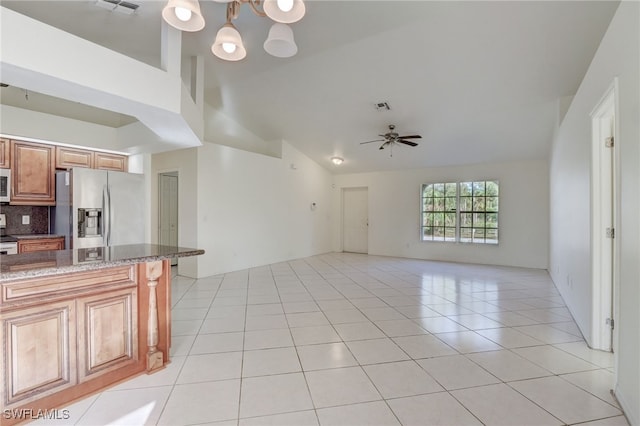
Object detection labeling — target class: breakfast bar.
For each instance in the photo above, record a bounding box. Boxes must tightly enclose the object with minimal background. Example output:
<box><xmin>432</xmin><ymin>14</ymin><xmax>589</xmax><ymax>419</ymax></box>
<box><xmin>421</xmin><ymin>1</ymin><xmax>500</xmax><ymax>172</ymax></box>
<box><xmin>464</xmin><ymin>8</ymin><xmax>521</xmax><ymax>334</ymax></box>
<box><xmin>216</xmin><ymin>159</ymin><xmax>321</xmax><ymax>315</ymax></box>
<box><xmin>0</xmin><ymin>244</ymin><xmax>204</xmax><ymax>426</ymax></box>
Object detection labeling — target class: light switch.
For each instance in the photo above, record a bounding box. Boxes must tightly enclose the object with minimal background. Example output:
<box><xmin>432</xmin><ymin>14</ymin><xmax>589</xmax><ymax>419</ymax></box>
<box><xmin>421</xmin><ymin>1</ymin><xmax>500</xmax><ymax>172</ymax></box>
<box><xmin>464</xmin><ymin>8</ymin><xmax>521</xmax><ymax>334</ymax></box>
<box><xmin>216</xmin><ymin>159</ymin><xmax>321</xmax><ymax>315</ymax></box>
<box><xmin>22</xmin><ymin>215</ymin><xmax>30</xmax><ymax>225</ymax></box>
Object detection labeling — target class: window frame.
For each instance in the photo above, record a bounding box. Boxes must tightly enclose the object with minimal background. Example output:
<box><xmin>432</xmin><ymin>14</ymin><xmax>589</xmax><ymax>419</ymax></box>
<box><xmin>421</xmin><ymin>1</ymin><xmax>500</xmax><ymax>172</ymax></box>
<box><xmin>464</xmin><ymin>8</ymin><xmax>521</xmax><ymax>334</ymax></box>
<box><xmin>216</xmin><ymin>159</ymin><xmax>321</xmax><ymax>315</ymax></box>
<box><xmin>420</xmin><ymin>180</ymin><xmax>499</xmax><ymax>245</ymax></box>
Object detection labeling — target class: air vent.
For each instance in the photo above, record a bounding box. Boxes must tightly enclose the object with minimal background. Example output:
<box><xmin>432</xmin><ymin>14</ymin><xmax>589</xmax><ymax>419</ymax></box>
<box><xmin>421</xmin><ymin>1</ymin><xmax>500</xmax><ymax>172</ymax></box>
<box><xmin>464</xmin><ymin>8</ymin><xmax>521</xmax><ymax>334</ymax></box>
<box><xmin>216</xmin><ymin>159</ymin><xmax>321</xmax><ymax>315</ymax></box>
<box><xmin>95</xmin><ymin>0</ymin><xmax>139</xmax><ymax>14</ymax></box>
<box><xmin>374</xmin><ymin>102</ymin><xmax>391</xmax><ymax>111</ymax></box>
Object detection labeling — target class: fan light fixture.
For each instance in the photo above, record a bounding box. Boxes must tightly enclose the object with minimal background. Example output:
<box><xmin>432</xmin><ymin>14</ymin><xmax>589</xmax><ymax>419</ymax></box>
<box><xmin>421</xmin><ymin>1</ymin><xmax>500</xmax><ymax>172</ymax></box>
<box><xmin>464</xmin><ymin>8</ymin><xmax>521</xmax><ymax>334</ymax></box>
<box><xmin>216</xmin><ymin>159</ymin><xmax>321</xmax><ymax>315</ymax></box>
<box><xmin>331</xmin><ymin>157</ymin><xmax>344</xmax><ymax>165</ymax></box>
<box><xmin>162</xmin><ymin>0</ymin><xmax>305</xmax><ymax>61</ymax></box>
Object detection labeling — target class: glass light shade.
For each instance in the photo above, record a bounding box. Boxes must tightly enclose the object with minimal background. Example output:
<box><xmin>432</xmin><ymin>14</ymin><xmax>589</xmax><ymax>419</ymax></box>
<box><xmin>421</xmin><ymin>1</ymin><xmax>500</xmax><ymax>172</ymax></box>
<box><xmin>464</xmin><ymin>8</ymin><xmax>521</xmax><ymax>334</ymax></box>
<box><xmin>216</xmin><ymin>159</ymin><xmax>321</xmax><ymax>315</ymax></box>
<box><xmin>162</xmin><ymin>0</ymin><xmax>205</xmax><ymax>32</ymax></box>
<box><xmin>263</xmin><ymin>0</ymin><xmax>305</xmax><ymax>24</ymax></box>
<box><xmin>212</xmin><ymin>23</ymin><xmax>247</xmax><ymax>61</ymax></box>
<box><xmin>331</xmin><ymin>157</ymin><xmax>344</xmax><ymax>165</ymax></box>
<box><xmin>263</xmin><ymin>23</ymin><xmax>297</xmax><ymax>58</ymax></box>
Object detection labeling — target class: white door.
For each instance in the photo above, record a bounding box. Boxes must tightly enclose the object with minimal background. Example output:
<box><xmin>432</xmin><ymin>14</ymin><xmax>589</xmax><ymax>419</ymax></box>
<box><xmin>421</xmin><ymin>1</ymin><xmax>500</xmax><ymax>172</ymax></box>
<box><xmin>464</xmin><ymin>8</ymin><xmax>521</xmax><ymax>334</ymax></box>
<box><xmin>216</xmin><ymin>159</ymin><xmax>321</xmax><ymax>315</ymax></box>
<box><xmin>159</xmin><ymin>173</ymin><xmax>179</xmax><ymax>266</ymax></box>
<box><xmin>342</xmin><ymin>187</ymin><xmax>368</xmax><ymax>253</ymax></box>
<box><xmin>590</xmin><ymin>83</ymin><xmax>617</xmax><ymax>352</ymax></box>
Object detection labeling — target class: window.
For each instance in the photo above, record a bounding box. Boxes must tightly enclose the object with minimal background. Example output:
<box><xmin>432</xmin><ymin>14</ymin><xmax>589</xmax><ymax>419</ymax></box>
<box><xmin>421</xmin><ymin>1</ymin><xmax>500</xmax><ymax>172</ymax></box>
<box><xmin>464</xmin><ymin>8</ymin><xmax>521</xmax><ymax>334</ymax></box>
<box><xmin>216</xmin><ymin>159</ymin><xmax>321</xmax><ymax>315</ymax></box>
<box><xmin>421</xmin><ymin>180</ymin><xmax>499</xmax><ymax>244</ymax></box>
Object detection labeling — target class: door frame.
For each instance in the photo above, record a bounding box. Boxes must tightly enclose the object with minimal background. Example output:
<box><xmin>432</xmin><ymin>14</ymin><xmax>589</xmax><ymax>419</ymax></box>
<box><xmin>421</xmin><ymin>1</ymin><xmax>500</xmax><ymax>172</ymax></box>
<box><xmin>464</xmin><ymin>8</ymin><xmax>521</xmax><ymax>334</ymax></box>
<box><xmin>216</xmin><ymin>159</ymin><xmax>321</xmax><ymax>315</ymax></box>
<box><xmin>341</xmin><ymin>186</ymin><xmax>369</xmax><ymax>254</ymax></box>
<box><xmin>158</xmin><ymin>170</ymin><xmax>179</xmax><ymax>266</ymax></box>
<box><xmin>589</xmin><ymin>78</ymin><xmax>620</xmax><ymax>352</ymax></box>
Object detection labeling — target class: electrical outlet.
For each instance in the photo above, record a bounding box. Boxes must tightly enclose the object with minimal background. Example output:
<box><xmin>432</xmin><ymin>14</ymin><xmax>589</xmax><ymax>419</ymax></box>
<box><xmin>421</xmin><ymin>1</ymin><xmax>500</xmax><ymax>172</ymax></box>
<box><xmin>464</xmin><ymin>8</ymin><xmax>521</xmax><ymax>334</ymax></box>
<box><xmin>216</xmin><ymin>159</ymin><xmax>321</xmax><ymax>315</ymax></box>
<box><xmin>22</xmin><ymin>215</ymin><xmax>30</xmax><ymax>225</ymax></box>
<box><xmin>0</xmin><ymin>213</ymin><xmax>6</xmax><ymax>227</ymax></box>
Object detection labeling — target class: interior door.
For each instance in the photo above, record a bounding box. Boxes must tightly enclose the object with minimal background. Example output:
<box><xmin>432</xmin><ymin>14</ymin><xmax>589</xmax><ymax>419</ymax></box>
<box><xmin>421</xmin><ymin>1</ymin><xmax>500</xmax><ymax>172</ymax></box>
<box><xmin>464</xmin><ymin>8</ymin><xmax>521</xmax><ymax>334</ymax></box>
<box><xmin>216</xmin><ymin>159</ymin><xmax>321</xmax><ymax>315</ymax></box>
<box><xmin>159</xmin><ymin>173</ymin><xmax>179</xmax><ymax>266</ymax></box>
<box><xmin>590</xmin><ymin>84</ymin><xmax>616</xmax><ymax>352</ymax></box>
<box><xmin>342</xmin><ymin>187</ymin><xmax>368</xmax><ymax>254</ymax></box>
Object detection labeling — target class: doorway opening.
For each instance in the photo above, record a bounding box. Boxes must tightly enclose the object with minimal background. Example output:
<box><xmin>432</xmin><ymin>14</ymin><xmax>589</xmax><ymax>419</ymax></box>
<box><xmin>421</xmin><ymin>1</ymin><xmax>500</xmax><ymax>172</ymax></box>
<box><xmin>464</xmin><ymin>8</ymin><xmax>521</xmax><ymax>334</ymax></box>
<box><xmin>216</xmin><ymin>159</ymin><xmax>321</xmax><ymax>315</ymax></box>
<box><xmin>159</xmin><ymin>171</ymin><xmax>179</xmax><ymax>267</ymax></box>
<box><xmin>342</xmin><ymin>187</ymin><xmax>369</xmax><ymax>254</ymax></box>
<box><xmin>590</xmin><ymin>79</ymin><xmax>618</xmax><ymax>352</ymax></box>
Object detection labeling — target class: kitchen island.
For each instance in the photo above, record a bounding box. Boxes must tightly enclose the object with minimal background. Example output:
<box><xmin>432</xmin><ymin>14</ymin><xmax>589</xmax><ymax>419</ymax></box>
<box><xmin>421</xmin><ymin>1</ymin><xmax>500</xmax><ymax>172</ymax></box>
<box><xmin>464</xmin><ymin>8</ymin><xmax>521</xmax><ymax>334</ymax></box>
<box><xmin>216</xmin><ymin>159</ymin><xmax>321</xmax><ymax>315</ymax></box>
<box><xmin>0</xmin><ymin>244</ymin><xmax>204</xmax><ymax>426</ymax></box>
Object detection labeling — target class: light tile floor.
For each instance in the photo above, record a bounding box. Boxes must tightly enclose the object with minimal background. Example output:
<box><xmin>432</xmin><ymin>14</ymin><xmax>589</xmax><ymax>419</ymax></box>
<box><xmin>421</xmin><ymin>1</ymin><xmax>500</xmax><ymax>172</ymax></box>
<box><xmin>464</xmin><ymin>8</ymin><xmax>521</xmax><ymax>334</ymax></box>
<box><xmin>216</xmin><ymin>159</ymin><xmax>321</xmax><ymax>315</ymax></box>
<box><xmin>33</xmin><ymin>253</ymin><xmax>628</xmax><ymax>425</ymax></box>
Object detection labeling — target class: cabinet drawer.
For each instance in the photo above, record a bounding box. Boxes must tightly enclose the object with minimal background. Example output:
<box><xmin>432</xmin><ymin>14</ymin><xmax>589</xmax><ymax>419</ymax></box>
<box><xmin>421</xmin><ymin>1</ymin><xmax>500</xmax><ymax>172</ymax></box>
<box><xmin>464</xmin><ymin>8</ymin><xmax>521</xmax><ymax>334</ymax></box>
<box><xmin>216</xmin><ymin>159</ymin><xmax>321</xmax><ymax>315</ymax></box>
<box><xmin>2</xmin><ymin>266</ymin><xmax>136</xmax><ymax>305</ymax></box>
<box><xmin>18</xmin><ymin>238</ymin><xmax>65</xmax><ymax>254</ymax></box>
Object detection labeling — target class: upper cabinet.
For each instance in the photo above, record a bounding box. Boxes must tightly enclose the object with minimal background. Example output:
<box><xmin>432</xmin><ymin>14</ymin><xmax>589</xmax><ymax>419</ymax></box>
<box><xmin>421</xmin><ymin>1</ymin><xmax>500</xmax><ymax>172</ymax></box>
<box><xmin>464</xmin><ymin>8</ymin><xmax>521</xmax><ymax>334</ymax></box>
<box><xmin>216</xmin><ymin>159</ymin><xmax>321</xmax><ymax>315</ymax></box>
<box><xmin>11</xmin><ymin>140</ymin><xmax>56</xmax><ymax>206</ymax></box>
<box><xmin>56</xmin><ymin>147</ymin><xmax>128</xmax><ymax>172</ymax></box>
<box><xmin>0</xmin><ymin>138</ymin><xmax>10</xmax><ymax>169</ymax></box>
<box><xmin>6</xmin><ymin>138</ymin><xmax>129</xmax><ymax>206</ymax></box>
<box><xmin>56</xmin><ymin>146</ymin><xmax>127</xmax><ymax>172</ymax></box>
<box><xmin>56</xmin><ymin>146</ymin><xmax>95</xmax><ymax>169</ymax></box>
<box><xmin>95</xmin><ymin>152</ymin><xmax>128</xmax><ymax>172</ymax></box>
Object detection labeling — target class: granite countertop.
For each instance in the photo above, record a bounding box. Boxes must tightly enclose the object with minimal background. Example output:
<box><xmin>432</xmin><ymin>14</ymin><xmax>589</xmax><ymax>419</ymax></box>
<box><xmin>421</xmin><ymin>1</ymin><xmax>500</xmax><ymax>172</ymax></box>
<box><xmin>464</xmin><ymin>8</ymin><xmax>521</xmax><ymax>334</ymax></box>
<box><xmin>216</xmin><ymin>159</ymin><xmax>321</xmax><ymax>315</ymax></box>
<box><xmin>0</xmin><ymin>244</ymin><xmax>204</xmax><ymax>282</ymax></box>
<box><xmin>11</xmin><ymin>234</ymin><xmax>65</xmax><ymax>240</ymax></box>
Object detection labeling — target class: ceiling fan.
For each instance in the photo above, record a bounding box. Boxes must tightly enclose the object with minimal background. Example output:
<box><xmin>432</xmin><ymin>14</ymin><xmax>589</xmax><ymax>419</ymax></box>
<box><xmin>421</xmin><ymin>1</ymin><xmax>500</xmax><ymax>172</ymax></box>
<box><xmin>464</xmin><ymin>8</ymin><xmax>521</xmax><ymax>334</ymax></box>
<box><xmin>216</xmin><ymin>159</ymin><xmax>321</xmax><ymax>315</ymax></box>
<box><xmin>360</xmin><ymin>124</ymin><xmax>422</xmax><ymax>154</ymax></box>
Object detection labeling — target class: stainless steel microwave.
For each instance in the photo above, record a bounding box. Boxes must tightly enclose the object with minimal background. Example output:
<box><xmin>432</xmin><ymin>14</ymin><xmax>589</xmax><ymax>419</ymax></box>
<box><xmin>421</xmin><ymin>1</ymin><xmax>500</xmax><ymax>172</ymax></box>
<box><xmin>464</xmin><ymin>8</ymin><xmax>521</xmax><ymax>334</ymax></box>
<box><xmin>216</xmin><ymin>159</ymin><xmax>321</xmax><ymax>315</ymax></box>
<box><xmin>0</xmin><ymin>169</ymin><xmax>10</xmax><ymax>203</ymax></box>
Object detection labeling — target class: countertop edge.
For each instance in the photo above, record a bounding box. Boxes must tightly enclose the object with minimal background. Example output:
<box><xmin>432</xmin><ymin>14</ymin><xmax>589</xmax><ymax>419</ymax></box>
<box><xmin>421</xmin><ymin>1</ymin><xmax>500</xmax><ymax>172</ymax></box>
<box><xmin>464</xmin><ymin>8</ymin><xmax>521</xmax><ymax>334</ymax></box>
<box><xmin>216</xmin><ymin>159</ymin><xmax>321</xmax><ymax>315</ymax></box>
<box><xmin>0</xmin><ymin>247</ymin><xmax>205</xmax><ymax>283</ymax></box>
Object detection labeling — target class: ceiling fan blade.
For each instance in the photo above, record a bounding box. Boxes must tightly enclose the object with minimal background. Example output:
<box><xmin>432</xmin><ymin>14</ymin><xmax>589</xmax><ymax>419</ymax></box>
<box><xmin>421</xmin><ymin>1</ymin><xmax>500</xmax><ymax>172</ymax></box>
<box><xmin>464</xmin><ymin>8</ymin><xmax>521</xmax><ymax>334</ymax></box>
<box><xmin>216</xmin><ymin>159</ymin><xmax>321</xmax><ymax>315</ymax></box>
<box><xmin>360</xmin><ymin>139</ymin><xmax>386</xmax><ymax>145</ymax></box>
<box><xmin>397</xmin><ymin>135</ymin><xmax>422</xmax><ymax>139</ymax></box>
<box><xmin>379</xmin><ymin>141</ymin><xmax>390</xmax><ymax>150</ymax></box>
<box><xmin>396</xmin><ymin>139</ymin><xmax>418</xmax><ymax>146</ymax></box>
<box><xmin>397</xmin><ymin>139</ymin><xmax>418</xmax><ymax>147</ymax></box>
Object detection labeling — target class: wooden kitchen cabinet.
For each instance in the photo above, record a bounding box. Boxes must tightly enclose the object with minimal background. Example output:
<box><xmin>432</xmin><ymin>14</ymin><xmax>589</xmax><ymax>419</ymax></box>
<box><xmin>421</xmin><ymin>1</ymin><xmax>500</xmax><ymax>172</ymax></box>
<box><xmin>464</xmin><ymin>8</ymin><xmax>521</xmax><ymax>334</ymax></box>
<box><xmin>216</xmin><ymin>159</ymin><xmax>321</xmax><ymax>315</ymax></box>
<box><xmin>95</xmin><ymin>152</ymin><xmax>128</xmax><ymax>172</ymax></box>
<box><xmin>0</xmin><ymin>263</ymin><xmax>155</xmax><ymax>425</ymax></box>
<box><xmin>76</xmin><ymin>288</ymin><xmax>138</xmax><ymax>382</ymax></box>
<box><xmin>10</xmin><ymin>140</ymin><xmax>55</xmax><ymax>206</ymax></box>
<box><xmin>0</xmin><ymin>299</ymin><xmax>77</xmax><ymax>408</ymax></box>
<box><xmin>17</xmin><ymin>237</ymin><xmax>65</xmax><ymax>254</ymax></box>
<box><xmin>56</xmin><ymin>146</ymin><xmax>94</xmax><ymax>169</ymax></box>
<box><xmin>0</xmin><ymin>138</ymin><xmax>10</xmax><ymax>169</ymax></box>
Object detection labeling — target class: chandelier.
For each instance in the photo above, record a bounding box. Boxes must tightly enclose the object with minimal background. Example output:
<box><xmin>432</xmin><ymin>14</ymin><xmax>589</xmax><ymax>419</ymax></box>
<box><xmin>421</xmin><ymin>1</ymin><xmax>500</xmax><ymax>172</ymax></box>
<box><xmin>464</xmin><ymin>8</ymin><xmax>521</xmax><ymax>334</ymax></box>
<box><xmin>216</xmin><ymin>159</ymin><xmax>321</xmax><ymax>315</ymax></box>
<box><xmin>161</xmin><ymin>0</ymin><xmax>306</xmax><ymax>61</ymax></box>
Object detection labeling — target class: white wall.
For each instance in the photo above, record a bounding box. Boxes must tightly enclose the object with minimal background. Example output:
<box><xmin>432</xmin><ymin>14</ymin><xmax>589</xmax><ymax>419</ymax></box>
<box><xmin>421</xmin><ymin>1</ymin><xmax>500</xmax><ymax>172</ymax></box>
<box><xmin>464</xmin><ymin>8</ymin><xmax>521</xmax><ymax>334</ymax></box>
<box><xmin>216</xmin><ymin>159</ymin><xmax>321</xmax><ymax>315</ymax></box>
<box><xmin>150</xmin><ymin>148</ymin><xmax>199</xmax><ymax>278</ymax></box>
<box><xmin>1</xmin><ymin>104</ymin><xmax>118</xmax><ymax>150</ymax></box>
<box><xmin>332</xmin><ymin>159</ymin><xmax>549</xmax><ymax>270</ymax></box>
<box><xmin>195</xmin><ymin>141</ymin><xmax>333</xmax><ymax>277</ymax></box>
<box><xmin>549</xmin><ymin>2</ymin><xmax>639</xmax><ymax>423</ymax></box>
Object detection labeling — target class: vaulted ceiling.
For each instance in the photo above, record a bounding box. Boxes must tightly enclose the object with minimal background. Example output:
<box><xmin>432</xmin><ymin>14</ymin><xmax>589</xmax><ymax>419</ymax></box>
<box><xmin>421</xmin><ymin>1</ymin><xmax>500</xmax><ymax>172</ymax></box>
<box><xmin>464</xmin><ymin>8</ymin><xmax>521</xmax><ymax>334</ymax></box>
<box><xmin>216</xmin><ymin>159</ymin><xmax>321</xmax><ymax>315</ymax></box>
<box><xmin>0</xmin><ymin>1</ymin><xmax>619</xmax><ymax>173</ymax></box>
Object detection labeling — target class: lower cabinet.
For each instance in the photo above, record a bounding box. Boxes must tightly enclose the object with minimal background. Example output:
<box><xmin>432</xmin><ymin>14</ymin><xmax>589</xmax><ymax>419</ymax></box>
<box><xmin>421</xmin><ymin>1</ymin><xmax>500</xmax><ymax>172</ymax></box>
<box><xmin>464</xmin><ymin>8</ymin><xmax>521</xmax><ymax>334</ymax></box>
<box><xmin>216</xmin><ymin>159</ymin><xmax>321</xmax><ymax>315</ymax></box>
<box><xmin>0</xmin><ymin>300</ymin><xmax>77</xmax><ymax>407</ymax></box>
<box><xmin>77</xmin><ymin>288</ymin><xmax>138</xmax><ymax>382</ymax></box>
<box><xmin>0</xmin><ymin>267</ymin><xmax>139</xmax><ymax>416</ymax></box>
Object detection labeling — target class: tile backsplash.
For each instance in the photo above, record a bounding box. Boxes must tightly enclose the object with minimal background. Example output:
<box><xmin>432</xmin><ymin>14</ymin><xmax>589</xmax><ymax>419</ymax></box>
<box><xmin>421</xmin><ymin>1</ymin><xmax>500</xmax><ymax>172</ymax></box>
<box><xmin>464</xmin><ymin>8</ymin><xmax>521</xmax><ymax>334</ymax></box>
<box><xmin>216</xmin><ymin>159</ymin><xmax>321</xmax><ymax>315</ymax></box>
<box><xmin>0</xmin><ymin>205</ymin><xmax>49</xmax><ymax>234</ymax></box>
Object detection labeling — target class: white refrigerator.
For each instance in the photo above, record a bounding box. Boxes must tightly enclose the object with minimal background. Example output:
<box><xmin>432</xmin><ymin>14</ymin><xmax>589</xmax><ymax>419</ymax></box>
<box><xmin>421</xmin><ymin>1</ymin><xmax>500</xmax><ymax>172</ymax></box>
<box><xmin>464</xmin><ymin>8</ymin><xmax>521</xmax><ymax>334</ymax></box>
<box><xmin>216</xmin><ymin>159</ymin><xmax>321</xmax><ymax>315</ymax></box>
<box><xmin>53</xmin><ymin>168</ymin><xmax>146</xmax><ymax>249</ymax></box>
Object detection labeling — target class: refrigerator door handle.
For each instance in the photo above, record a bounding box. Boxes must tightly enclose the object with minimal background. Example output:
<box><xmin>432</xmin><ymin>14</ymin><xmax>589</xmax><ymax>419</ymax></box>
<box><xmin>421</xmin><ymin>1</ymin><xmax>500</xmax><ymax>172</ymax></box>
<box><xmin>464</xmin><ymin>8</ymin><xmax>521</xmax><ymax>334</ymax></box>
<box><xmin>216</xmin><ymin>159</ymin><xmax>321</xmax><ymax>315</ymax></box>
<box><xmin>107</xmin><ymin>184</ymin><xmax>112</xmax><ymax>246</ymax></box>
<box><xmin>102</xmin><ymin>185</ymin><xmax>108</xmax><ymax>246</ymax></box>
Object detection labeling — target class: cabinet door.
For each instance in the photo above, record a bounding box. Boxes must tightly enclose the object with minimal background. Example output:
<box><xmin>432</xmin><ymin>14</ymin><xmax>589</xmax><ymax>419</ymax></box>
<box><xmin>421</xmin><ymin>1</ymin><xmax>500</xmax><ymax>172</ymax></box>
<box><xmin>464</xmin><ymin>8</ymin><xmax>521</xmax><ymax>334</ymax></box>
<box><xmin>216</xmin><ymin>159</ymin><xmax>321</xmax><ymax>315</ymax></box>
<box><xmin>0</xmin><ymin>300</ymin><xmax>77</xmax><ymax>408</ymax></box>
<box><xmin>56</xmin><ymin>146</ymin><xmax>94</xmax><ymax>169</ymax></box>
<box><xmin>95</xmin><ymin>153</ymin><xmax>128</xmax><ymax>172</ymax></box>
<box><xmin>18</xmin><ymin>238</ymin><xmax>65</xmax><ymax>254</ymax></box>
<box><xmin>10</xmin><ymin>140</ymin><xmax>55</xmax><ymax>205</ymax></box>
<box><xmin>0</xmin><ymin>137</ymin><xmax>10</xmax><ymax>169</ymax></box>
<box><xmin>77</xmin><ymin>288</ymin><xmax>138</xmax><ymax>382</ymax></box>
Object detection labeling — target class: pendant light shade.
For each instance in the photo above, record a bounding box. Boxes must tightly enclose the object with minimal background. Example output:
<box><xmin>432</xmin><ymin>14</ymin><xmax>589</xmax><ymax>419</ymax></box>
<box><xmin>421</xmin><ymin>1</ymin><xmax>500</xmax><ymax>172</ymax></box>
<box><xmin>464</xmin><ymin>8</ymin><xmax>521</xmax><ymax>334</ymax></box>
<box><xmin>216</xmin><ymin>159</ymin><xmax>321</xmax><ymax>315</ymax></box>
<box><xmin>212</xmin><ymin>23</ymin><xmax>247</xmax><ymax>61</ymax></box>
<box><xmin>263</xmin><ymin>23</ymin><xmax>298</xmax><ymax>58</ymax></box>
<box><xmin>162</xmin><ymin>0</ymin><xmax>205</xmax><ymax>32</ymax></box>
<box><xmin>263</xmin><ymin>0</ymin><xmax>306</xmax><ymax>24</ymax></box>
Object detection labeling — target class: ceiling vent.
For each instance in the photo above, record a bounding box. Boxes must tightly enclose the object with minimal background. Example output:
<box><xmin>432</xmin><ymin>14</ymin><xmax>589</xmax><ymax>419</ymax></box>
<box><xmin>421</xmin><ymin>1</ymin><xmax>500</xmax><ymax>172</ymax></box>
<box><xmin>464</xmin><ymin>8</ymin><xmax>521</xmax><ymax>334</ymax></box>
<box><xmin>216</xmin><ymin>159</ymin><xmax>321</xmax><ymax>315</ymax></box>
<box><xmin>374</xmin><ymin>102</ymin><xmax>391</xmax><ymax>111</ymax></box>
<box><xmin>96</xmin><ymin>0</ymin><xmax>140</xmax><ymax>15</ymax></box>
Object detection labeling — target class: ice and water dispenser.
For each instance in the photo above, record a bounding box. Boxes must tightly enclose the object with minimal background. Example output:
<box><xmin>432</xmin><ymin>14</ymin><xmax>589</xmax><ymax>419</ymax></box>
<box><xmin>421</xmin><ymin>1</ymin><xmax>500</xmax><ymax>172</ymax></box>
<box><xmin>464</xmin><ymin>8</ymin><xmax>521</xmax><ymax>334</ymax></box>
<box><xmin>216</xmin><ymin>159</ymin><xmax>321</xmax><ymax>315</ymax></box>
<box><xmin>77</xmin><ymin>208</ymin><xmax>102</xmax><ymax>238</ymax></box>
